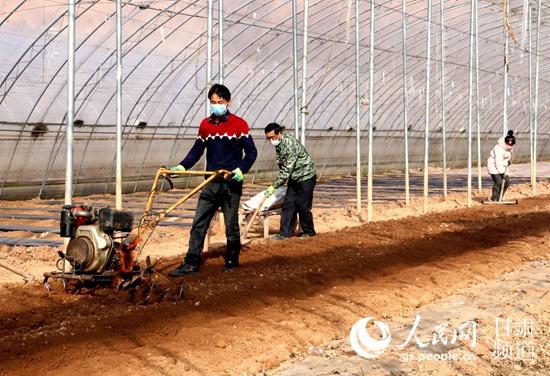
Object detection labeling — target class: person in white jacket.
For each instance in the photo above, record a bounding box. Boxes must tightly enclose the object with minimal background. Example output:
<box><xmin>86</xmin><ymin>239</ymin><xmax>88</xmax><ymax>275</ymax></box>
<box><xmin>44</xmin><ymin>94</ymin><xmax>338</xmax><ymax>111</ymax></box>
<box><xmin>487</xmin><ymin>130</ymin><xmax>515</xmax><ymax>201</ymax></box>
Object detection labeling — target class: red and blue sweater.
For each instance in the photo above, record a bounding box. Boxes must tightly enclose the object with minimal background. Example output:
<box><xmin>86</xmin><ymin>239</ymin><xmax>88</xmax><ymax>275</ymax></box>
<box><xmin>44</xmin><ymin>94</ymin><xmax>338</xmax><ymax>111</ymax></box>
<box><xmin>180</xmin><ymin>111</ymin><xmax>257</xmax><ymax>174</ymax></box>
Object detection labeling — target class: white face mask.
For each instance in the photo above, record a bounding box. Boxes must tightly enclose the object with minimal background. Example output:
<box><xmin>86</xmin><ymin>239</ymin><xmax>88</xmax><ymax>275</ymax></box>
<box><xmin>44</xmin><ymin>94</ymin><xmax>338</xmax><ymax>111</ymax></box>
<box><xmin>270</xmin><ymin>139</ymin><xmax>281</xmax><ymax>147</ymax></box>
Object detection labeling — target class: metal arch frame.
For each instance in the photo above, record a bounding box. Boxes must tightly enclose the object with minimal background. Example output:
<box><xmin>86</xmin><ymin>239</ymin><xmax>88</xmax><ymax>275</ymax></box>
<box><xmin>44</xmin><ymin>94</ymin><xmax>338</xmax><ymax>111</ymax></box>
<box><xmin>38</xmin><ymin>2</ymin><xmax>187</xmax><ymax>197</ymax></box>
<box><xmin>25</xmin><ymin>5</ymin><xmax>129</xmax><ymax>125</ymax></box>
<box><xmin>258</xmin><ymin>2</ymin><xmax>387</xmax><ymax>131</ymax></box>
<box><xmin>160</xmin><ymin>0</ymin><xmax>331</xmax><ymax>138</ymax></box>
<box><xmin>162</xmin><ymin>0</ymin><xmax>350</xmax><ymax>184</ymax></box>
<box><xmin>128</xmin><ymin>0</ymin><xmax>358</xmax><ymax>135</ymax></box>
<box><xmin>161</xmin><ymin>0</ymin><xmax>338</xmax><ymax>182</ymax></box>
<box><xmin>4</xmin><ymin>0</ymin><xmax>544</xmax><ymax>137</ymax></box>
<box><xmin>0</xmin><ymin>0</ymin><xmax>98</xmax><ymax>198</ymax></box>
<box><xmin>72</xmin><ymin>3</ymin><xmax>196</xmax><ymax>193</ymax></box>
<box><xmin>120</xmin><ymin>0</ymin><xmax>282</xmax><ymax>191</ymax></box>
<box><xmin>105</xmin><ymin>0</ymin><xmax>293</xmax><ymax>191</ymax></box>
<box><xmin>235</xmin><ymin>1</ymin><xmax>342</xmax><ymax>120</ymax></box>
<box><xmin>342</xmin><ymin>2</ymin><xmax>544</xmax><ymax>140</ymax></box>
<box><xmin>2</xmin><ymin>0</ymin><xmax>548</xmax><ymax>135</ymax></box>
<box><xmin>0</xmin><ymin>1</ymin><xmax>94</xmax><ymax>106</ymax></box>
<box><xmin>126</xmin><ymin>0</ymin><xmax>273</xmax><ymax>130</ymax></box>
<box><xmin>0</xmin><ymin>0</ymin><xmax>27</xmax><ymax>28</ymax></box>
<box><xmin>44</xmin><ymin>1</ymin><xmax>206</xmax><ymax>194</ymax></box>
<box><xmin>72</xmin><ymin>3</ymin><xmax>197</xmax><ymax>125</ymax></box>
<box><xmin>380</xmin><ymin>1</ymin><xmax>536</xmax><ymax>132</ymax></box>
<box><xmin>284</xmin><ymin>21</ymin><xmax>436</xmax><ymax>136</ymax></box>
<box><xmin>443</xmin><ymin>30</ymin><xmax>535</xmax><ymax>138</ymax></box>
<box><xmin>434</xmin><ymin>11</ymin><xmax>542</xmax><ymax>134</ymax></box>
<box><xmin>236</xmin><ymin>15</ymin><xmax>362</xmax><ymax>185</ymax></box>
<box><xmin>150</xmin><ymin>0</ymin><xmax>504</xmax><ymax>142</ymax></box>
<box><xmin>247</xmin><ymin>3</ymin><xmax>362</xmax><ymax>181</ymax></box>
<box><xmin>376</xmin><ymin>4</ymin><xmax>512</xmax><ymax>134</ymax></box>
<box><xmin>128</xmin><ymin>1</ymin><xmax>269</xmax><ymax>191</ymax></box>
<box><xmin>272</xmin><ymin>0</ymin><xmax>518</xmax><ymax>137</ymax></box>
<box><xmin>152</xmin><ymin>1</ymin><xmax>297</xmax><ymax>180</ymax></box>
<box><xmin>0</xmin><ymin>0</ymin><xmax>548</xmax><ymax>197</ymax></box>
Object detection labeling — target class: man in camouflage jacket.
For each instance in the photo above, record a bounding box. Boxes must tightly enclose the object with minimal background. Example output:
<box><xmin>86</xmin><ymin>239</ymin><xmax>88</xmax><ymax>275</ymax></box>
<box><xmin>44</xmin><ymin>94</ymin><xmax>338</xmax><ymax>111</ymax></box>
<box><xmin>264</xmin><ymin>122</ymin><xmax>316</xmax><ymax>239</ymax></box>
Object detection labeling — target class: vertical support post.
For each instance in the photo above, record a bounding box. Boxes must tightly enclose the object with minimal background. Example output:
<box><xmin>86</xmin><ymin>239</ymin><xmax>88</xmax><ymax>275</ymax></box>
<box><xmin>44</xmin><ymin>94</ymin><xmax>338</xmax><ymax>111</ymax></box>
<box><xmin>528</xmin><ymin>0</ymin><xmax>534</xmax><ymax>194</ymax></box>
<box><xmin>474</xmin><ymin>0</ymin><xmax>482</xmax><ymax>193</ymax></box>
<box><xmin>439</xmin><ymin>0</ymin><xmax>447</xmax><ymax>199</ymax></box>
<box><xmin>423</xmin><ymin>0</ymin><xmax>432</xmax><ymax>213</ymax></box>
<box><xmin>467</xmin><ymin>0</ymin><xmax>475</xmax><ymax>208</ymax></box>
<box><xmin>526</xmin><ymin>2</ymin><xmax>536</xmax><ymax>195</ymax></box>
<box><xmin>65</xmin><ymin>0</ymin><xmax>76</xmax><ymax>207</ymax></box>
<box><xmin>300</xmin><ymin>0</ymin><xmax>309</xmax><ymax>145</ymax></box>
<box><xmin>521</xmin><ymin>0</ymin><xmax>530</xmax><ymax>48</ymax></box>
<box><xmin>206</xmin><ymin>0</ymin><xmax>213</xmax><ymax>116</ymax></box>
<box><xmin>403</xmin><ymin>0</ymin><xmax>410</xmax><ymax>206</ymax></box>
<box><xmin>367</xmin><ymin>0</ymin><xmax>375</xmax><ymax>222</ymax></box>
<box><xmin>533</xmin><ymin>0</ymin><xmax>542</xmax><ymax>194</ymax></box>
<box><xmin>218</xmin><ymin>0</ymin><xmax>224</xmax><ymax>84</ymax></box>
<box><xmin>502</xmin><ymin>1</ymin><xmax>509</xmax><ymax>135</ymax></box>
<box><xmin>292</xmin><ymin>0</ymin><xmax>299</xmax><ymax>139</ymax></box>
<box><xmin>115</xmin><ymin>0</ymin><xmax>123</xmax><ymax>210</ymax></box>
<box><xmin>355</xmin><ymin>0</ymin><xmax>361</xmax><ymax>213</ymax></box>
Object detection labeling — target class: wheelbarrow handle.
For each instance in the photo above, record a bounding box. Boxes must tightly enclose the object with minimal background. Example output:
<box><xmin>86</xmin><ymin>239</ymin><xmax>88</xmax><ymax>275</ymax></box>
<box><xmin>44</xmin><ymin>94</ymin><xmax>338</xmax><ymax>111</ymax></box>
<box><xmin>241</xmin><ymin>194</ymin><xmax>268</xmax><ymax>242</ymax></box>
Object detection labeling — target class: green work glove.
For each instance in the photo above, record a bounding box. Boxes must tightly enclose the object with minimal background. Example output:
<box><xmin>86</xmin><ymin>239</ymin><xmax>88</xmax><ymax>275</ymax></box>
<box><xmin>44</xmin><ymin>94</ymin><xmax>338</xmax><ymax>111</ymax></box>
<box><xmin>231</xmin><ymin>167</ymin><xmax>243</xmax><ymax>182</ymax></box>
<box><xmin>169</xmin><ymin>164</ymin><xmax>185</xmax><ymax>172</ymax></box>
<box><xmin>265</xmin><ymin>185</ymin><xmax>275</xmax><ymax>197</ymax></box>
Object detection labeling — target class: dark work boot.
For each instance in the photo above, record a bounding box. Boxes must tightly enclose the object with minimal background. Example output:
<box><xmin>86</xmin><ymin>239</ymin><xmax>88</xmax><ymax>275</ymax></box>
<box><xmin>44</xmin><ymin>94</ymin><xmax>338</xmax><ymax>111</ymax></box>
<box><xmin>223</xmin><ymin>260</ymin><xmax>239</xmax><ymax>273</ymax></box>
<box><xmin>168</xmin><ymin>263</ymin><xmax>200</xmax><ymax>277</ymax></box>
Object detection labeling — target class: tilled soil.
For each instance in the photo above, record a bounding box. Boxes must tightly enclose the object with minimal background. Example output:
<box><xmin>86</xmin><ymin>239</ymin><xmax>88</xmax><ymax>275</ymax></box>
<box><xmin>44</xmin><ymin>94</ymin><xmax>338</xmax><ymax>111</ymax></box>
<box><xmin>1</xmin><ymin>195</ymin><xmax>550</xmax><ymax>375</ymax></box>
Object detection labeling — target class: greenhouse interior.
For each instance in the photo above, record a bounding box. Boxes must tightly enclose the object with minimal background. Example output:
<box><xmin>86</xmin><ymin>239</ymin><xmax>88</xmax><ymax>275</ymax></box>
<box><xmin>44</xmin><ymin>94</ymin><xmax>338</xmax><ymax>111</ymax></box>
<box><xmin>0</xmin><ymin>1</ymin><xmax>549</xmax><ymax>375</ymax></box>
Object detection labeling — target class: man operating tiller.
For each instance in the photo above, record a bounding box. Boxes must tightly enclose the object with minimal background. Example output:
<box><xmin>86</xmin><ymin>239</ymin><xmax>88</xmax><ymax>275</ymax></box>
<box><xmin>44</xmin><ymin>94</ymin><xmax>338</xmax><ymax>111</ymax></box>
<box><xmin>168</xmin><ymin>84</ymin><xmax>257</xmax><ymax>276</ymax></box>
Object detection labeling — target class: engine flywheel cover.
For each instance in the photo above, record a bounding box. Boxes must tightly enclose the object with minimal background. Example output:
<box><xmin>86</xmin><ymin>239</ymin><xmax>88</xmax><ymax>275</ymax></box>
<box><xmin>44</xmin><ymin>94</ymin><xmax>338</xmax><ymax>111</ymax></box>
<box><xmin>66</xmin><ymin>237</ymin><xmax>94</xmax><ymax>270</ymax></box>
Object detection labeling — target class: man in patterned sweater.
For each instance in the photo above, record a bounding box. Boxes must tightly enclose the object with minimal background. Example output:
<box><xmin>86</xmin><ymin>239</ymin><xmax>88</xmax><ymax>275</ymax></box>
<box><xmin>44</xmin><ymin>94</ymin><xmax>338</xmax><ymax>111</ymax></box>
<box><xmin>264</xmin><ymin>123</ymin><xmax>316</xmax><ymax>240</ymax></box>
<box><xmin>168</xmin><ymin>84</ymin><xmax>257</xmax><ymax>276</ymax></box>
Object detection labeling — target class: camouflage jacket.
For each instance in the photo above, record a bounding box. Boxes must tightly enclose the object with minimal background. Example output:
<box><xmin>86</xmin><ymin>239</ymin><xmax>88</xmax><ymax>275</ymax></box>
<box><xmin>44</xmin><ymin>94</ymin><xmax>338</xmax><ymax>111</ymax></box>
<box><xmin>272</xmin><ymin>133</ymin><xmax>316</xmax><ymax>188</ymax></box>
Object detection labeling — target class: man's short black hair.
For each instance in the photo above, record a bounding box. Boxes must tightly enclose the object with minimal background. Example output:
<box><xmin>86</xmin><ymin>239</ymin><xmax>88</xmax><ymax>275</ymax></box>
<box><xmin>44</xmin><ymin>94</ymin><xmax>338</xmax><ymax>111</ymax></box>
<box><xmin>208</xmin><ymin>84</ymin><xmax>231</xmax><ymax>101</ymax></box>
<box><xmin>265</xmin><ymin>122</ymin><xmax>283</xmax><ymax>134</ymax></box>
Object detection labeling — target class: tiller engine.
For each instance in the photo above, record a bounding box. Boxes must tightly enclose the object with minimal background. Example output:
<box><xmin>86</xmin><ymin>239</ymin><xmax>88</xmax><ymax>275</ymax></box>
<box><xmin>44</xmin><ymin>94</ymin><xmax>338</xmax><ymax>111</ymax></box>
<box><xmin>43</xmin><ymin>205</ymin><xmax>147</xmax><ymax>291</ymax></box>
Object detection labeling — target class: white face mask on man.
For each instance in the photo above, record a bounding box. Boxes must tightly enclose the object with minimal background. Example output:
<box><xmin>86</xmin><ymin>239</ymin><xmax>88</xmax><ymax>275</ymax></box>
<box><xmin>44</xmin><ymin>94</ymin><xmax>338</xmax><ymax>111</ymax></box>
<box><xmin>270</xmin><ymin>139</ymin><xmax>281</xmax><ymax>147</ymax></box>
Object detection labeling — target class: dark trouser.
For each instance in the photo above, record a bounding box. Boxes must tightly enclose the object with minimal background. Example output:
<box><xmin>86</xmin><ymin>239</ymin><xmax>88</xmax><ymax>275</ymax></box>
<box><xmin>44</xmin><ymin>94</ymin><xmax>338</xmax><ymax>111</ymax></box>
<box><xmin>280</xmin><ymin>176</ymin><xmax>316</xmax><ymax>238</ymax></box>
<box><xmin>490</xmin><ymin>173</ymin><xmax>510</xmax><ymax>201</ymax></box>
<box><xmin>184</xmin><ymin>180</ymin><xmax>242</xmax><ymax>267</ymax></box>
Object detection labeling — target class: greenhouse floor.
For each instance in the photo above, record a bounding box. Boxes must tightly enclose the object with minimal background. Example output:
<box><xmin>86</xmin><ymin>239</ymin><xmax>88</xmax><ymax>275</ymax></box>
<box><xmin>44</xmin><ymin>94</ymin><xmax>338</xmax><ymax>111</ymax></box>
<box><xmin>0</xmin><ymin>163</ymin><xmax>549</xmax><ymax>376</ymax></box>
